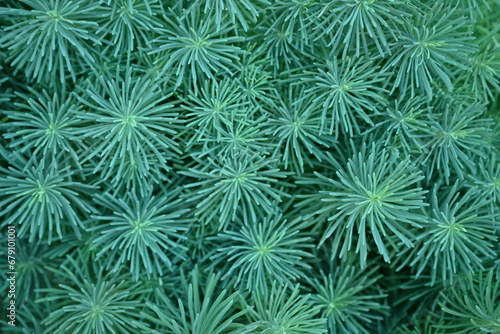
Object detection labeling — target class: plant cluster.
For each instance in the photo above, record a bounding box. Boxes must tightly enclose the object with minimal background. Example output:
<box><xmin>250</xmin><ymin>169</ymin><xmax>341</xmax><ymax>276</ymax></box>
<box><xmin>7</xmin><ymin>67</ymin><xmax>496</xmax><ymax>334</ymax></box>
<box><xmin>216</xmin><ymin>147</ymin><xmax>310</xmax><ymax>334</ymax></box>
<box><xmin>0</xmin><ymin>0</ymin><xmax>499</xmax><ymax>333</ymax></box>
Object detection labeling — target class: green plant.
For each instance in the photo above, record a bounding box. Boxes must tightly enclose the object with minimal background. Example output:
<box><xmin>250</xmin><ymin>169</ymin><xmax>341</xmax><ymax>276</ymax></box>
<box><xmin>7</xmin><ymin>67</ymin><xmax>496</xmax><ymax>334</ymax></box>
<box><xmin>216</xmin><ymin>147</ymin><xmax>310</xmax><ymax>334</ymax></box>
<box><xmin>1</xmin><ymin>0</ymin><xmax>499</xmax><ymax>332</ymax></box>
<box><xmin>310</xmin><ymin>260</ymin><xmax>388</xmax><ymax>333</ymax></box>
<box><xmin>87</xmin><ymin>185</ymin><xmax>190</xmax><ymax>281</ymax></box>
<box><xmin>314</xmin><ymin>142</ymin><xmax>427</xmax><ymax>267</ymax></box>
<box><xmin>385</xmin><ymin>1</ymin><xmax>477</xmax><ymax>99</ymax></box>
<box><xmin>210</xmin><ymin>210</ymin><xmax>314</xmax><ymax>294</ymax></box>
<box><xmin>76</xmin><ymin>66</ymin><xmax>181</xmax><ymax>193</ymax></box>
<box><xmin>0</xmin><ymin>240</ymin><xmax>57</xmax><ymax>304</ymax></box>
<box><xmin>0</xmin><ymin>154</ymin><xmax>95</xmax><ymax>244</ymax></box>
<box><xmin>313</xmin><ymin>0</ymin><xmax>409</xmax><ymax>58</ymax></box>
<box><xmin>2</xmin><ymin>89</ymin><xmax>84</xmax><ymax>166</ymax></box>
<box><xmin>36</xmin><ymin>254</ymin><xmax>149</xmax><ymax>334</ymax></box>
<box><xmin>147</xmin><ymin>2</ymin><xmax>244</xmax><ymax>90</ymax></box>
<box><xmin>397</xmin><ymin>184</ymin><xmax>497</xmax><ymax>285</ymax></box>
<box><xmin>461</xmin><ymin>45</ymin><xmax>500</xmax><ymax>101</ymax></box>
<box><xmin>0</xmin><ymin>0</ymin><xmax>102</xmax><ymax>84</ymax></box>
<box><xmin>180</xmin><ymin>78</ymin><xmax>247</xmax><ymax>146</ymax></box>
<box><xmin>297</xmin><ymin>56</ymin><xmax>388</xmax><ymax>136</ymax></box>
<box><xmin>367</xmin><ymin>95</ymin><xmax>432</xmax><ymax>155</ymax></box>
<box><xmin>468</xmin><ymin>153</ymin><xmax>500</xmax><ymax>215</ymax></box>
<box><xmin>438</xmin><ymin>270</ymin><xmax>500</xmax><ymax>333</ymax></box>
<box><xmin>267</xmin><ymin>86</ymin><xmax>335</xmax><ymax>174</ymax></box>
<box><xmin>198</xmin><ymin>0</ymin><xmax>270</xmax><ymax>32</ymax></box>
<box><xmin>136</xmin><ymin>267</ymin><xmax>256</xmax><ymax>334</ymax></box>
<box><xmin>420</xmin><ymin>102</ymin><xmax>493</xmax><ymax>184</ymax></box>
<box><xmin>181</xmin><ymin>150</ymin><xmax>289</xmax><ymax>229</ymax></box>
<box><xmin>250</xmin><ymin>283</ymin><xmax>327</xmax><ymax>333</ymax></box>
<box><xmin>96</xmin><ymin>0</ymin><xmax>164</xmax><ymax>59</ymax></box>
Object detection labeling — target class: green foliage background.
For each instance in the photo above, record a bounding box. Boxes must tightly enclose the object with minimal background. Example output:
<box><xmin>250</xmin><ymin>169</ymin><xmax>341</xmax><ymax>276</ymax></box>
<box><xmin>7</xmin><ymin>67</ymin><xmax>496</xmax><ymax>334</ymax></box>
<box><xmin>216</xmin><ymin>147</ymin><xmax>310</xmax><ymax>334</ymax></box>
<box><xmin>0</xmin><ymin>0</ymin><xmax>499</xmax><ymax>333</ymax></box>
